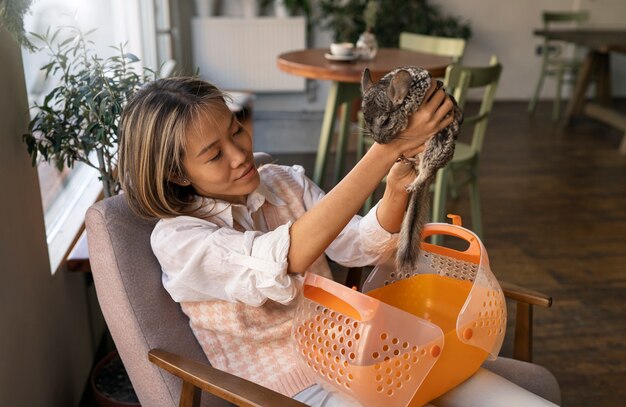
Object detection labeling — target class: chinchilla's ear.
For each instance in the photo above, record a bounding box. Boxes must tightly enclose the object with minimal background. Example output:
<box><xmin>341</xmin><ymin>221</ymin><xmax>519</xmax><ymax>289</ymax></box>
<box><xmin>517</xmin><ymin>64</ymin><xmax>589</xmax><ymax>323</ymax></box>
<box><xmin>387</xmin><ymin>69</ymin><xmax>412</xmax><ymax>106</ymax></box>
<box><xmin>361</xmin><ymin>68</ymin><xmax>374</xmax><ymax>93</ymax></box>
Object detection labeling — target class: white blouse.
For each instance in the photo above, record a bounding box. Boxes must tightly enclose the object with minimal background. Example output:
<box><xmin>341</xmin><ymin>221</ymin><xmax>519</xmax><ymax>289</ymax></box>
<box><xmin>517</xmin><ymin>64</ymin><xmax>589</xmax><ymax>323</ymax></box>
<box><xmin>151</xmin><ymin>165</ymin><xmax>398</xmax><ymax>307</ymax></box>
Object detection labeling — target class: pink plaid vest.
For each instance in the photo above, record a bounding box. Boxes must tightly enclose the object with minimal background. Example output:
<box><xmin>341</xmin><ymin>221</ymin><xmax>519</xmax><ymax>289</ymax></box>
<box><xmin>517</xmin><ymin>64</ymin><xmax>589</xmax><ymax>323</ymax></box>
<box><xmin>180</xmin><ymin>165</ymin><xmax>332</xmax><ymax>397</ymax></box>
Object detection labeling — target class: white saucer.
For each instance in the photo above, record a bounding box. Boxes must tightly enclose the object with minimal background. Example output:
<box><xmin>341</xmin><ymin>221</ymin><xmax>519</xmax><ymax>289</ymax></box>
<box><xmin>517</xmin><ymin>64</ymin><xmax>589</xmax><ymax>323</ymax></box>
<box><xmin>324</xmin><ymin>52</ymin><xmax>359</xmax><ymax>62</ymax></box>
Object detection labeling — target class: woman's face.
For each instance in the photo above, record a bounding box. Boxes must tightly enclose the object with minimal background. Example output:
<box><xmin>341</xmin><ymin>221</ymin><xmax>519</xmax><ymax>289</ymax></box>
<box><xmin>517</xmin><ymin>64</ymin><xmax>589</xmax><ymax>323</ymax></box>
<box><xmin>180</xmin><ymin>104</ymin><xmax>260</xmax><ymax>204</ymax></box>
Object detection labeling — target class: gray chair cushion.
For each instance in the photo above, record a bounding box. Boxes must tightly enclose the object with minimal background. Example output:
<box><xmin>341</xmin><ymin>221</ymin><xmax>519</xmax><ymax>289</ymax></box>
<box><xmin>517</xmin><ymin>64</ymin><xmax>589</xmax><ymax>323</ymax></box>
<box><xmin>85</xmin><ymin>153</ymin><xmax>275</xmax><ymax>406</ymax></box>
<box><xmin>86</xmin><ymin>194</ymin><xmax>230</xmax><ymax>407</ymax></box>
<box><xmin>483</xmin><ymin>357</ymin><xmax>561</xmax><ymax>405</ymax></box>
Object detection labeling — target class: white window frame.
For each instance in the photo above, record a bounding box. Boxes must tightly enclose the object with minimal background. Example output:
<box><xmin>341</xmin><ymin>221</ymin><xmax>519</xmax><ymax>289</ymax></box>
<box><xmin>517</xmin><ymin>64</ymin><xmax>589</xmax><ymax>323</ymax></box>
<box><xmin>44</xmin><ymin>163</ymin><xmax>102</xmax><ymax>273</ymax></box>
<box><xmin>21</xmin><ymin>0</ymin><xmax>158</xmax><ymax>274</ymax></box>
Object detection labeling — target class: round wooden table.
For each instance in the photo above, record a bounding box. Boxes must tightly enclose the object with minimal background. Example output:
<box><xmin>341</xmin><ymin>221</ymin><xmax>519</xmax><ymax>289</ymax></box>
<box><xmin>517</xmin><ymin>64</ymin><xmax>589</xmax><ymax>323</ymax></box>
<box><xmin>277</xmin><ymin>48</ymin><xmax>453</xmax><ymax>185</ymax></box>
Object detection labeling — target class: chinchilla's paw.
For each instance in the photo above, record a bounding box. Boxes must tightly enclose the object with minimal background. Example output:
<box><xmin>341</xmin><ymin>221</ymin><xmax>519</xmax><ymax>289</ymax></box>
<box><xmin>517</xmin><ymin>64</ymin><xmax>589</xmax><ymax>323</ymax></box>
<box><xmin>405</xmin><ymin>180</ymin><xmax>419</xmax><ymax>193</ymax></box>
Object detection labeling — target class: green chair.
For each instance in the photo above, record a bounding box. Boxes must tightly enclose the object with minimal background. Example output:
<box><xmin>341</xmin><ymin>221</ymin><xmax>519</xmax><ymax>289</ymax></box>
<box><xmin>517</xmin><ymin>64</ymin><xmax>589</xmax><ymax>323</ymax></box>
<box><xmin>528</xmin><ymin>10</ymin><xmax>589</xmax><ymax>121</ymax></box>
<box><xmin>399</xmin><ymin>32</ymin><xmax>466</xmax><ymax>64</ymax></box>
<box><xmin>357</xmin><ymin>33</ymin><xmax>466</xmax><ymax>213</ymax></box>
<box><xmin>431</xmin><ymin>56</ymin><xmax>503</xmax><ymax>242</ymax></box>
<box><xmin>399</xmin><ymin>32</ymin><xmax>467</xmax><ymax>96</ymax></box>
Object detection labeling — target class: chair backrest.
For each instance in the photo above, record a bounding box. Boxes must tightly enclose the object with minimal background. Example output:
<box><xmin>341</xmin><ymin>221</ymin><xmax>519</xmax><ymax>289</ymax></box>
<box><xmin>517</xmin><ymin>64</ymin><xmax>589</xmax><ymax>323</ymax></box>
<box><xmin>543</xmin><ymin>10</ymin><xmax>589</xmax><ymax>27</ymax></box>
<box><xmin>399</xmin><ymin>32</ymin><xmax>466</xmax><ymax>64</ymax></box>
<box><xmin>541</xmin><ymin>11</ymin><xmax>589</xmax><ymax>60</ymax></box>
<box><xmin>85</xmin><ymin>153</ymin><xmax>274</xmax><ymax>407</ymax></box>
<box><xmin>444</xmin><ymin>55</ymin><xmax>503</xmax><ymax>153</ymax></box>
<box><xmin>86</xmin><ymin>195</ymin><xmax>228</xmax><ymax>407</ymax></box>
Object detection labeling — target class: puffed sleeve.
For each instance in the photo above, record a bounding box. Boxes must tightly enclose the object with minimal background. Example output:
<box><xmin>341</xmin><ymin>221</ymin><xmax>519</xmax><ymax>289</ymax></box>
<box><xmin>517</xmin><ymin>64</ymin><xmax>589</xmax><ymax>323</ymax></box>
<box><xmin>151</xmin><ymin>216</ymin><xmax>301</xmax><ymax>306</ymax></box>
<box><xmin>324</xmin><ymin>202</ymin><xmax>398</xmax><ymax>267</ymax></box>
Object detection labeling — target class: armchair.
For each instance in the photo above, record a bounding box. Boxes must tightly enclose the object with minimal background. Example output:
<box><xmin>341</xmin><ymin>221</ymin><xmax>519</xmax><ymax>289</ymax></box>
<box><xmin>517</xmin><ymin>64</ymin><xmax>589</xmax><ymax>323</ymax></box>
<box><xmin>85</xmin><ymin>156</ymin><xmax>560</xmax><ymax>407</ymax></box>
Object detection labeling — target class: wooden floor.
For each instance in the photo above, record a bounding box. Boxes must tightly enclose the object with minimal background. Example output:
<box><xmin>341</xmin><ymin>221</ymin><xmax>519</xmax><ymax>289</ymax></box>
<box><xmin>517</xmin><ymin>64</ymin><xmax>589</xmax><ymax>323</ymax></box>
<box><xmin>274</xmin><ymin>100</ymin><xmax>626</xmax><ymax>407</ymax></box>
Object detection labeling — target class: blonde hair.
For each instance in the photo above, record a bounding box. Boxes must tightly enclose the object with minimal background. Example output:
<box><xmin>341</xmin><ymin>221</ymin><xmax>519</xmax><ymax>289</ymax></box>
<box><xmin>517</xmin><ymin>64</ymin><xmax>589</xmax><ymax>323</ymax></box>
<box><xmin>118</xmin><ymin>77</ymin><xmax>227</xmax><ymax>219</ymax></box>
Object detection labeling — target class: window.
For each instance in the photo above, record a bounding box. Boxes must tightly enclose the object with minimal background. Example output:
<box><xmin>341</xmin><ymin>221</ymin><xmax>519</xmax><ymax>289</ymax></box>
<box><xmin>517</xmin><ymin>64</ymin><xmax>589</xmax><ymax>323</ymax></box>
<box><xmin>21</xmin><ymin>0</ymin><xmax>156</xmax><ymax>273</ymax></box>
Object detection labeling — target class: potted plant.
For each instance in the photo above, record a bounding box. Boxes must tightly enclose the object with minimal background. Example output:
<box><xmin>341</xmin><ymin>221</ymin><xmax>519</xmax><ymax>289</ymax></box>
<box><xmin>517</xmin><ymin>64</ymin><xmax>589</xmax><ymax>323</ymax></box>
<box><xmin>316</xmin><ymin>0</ymin><xmax>365</xmax><ymax>43</ymax></box>
<box><xmin>22</xmin><ymin>27</ymin><xmax>156</xmax><ymax>197</ymax></box>
<box><xmin>90</xmin><ymin>350</ymin><xmax>140</xmax><ymax>407</ymax></box>
<box><xmin>373</xmin><ymin>0</ymin><xmax>471</xmax><ymax>47</ymax></box>
<box><xmin>260</xmin><ymin>0</ymin><xmax>311</xmax><ymax>18</ymax></box>
<box><xmin>0</xmin><ymin>0</ymin><xmax>36</xmax><ymax>51</ymax></box>
<box><xmin>316</xmin><ymin>0</ymin><xmax>471</xmax><ymax>47</ymax></box>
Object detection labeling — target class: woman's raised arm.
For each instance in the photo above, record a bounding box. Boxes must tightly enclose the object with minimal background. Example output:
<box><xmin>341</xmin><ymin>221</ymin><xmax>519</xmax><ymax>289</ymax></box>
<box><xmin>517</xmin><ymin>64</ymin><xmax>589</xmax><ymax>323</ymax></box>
<box><xmin>287</xmin><ymin>85</ymin><xmax>453</xmax><ymax>274</ymax></box>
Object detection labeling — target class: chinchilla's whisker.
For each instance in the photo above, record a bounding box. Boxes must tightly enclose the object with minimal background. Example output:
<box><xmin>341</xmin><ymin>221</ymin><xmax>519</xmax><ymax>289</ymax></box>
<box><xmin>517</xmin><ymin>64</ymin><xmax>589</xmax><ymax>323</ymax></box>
<box><xmin>359</xmin><ymin>127</ymin><xmax>373</xmax><ymax>138</ymax></box>
<box><xmin>357</xmin><ymin>125</ymin><xmax>370</xmax><ymax>134</ymax></box>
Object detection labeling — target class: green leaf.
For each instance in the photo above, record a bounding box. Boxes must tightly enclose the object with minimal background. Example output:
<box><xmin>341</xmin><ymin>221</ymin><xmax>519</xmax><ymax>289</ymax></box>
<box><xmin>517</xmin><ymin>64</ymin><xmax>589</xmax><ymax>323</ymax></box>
<box><xmin>19</xmin><ymin>24</ymin><xmax>147</xmax><ymax>193</ymax></box>
<box><xmin>59</xmin><ymin>36</ymin><xmax>75</xmax><ymax>47</ymax></box>
<box><xmin>123</xmin><ymin>53</ymin><xmax>139</xmax><ymax>63</ymax></box>
<box><xmin>29</xmin><ymin>31</ymin><xmax>45</xmax><ymax>42</ymax></box>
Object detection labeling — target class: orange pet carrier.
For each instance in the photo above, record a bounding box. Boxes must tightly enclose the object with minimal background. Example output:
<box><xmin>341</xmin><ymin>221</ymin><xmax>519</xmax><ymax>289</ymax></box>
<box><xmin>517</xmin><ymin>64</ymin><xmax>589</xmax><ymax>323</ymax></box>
<box><xmin>292</xmin><ymin>215</ymin><xmax>506</xmax><ymax>407</ymax></box>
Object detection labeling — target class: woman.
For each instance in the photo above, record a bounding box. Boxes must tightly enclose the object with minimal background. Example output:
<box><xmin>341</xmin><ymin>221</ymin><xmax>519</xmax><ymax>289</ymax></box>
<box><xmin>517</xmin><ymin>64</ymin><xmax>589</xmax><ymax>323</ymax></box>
<box><xmin>118</xmin><ymin>77</ymin><xmax>556</xmax><ymax>407</ymax></box>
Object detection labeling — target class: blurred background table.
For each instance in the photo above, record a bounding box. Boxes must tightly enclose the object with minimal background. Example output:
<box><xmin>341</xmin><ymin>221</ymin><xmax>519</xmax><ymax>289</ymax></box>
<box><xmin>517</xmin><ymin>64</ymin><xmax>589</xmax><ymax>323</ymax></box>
<box><xmin>534</xmin><ymin>29</ymin><xmax>626</xmax><ymax>153</ymax></box>
<box><xmin>277</xmin><ymin>48</ymin><xmax>453</xmax><ymax>186</ymax></box>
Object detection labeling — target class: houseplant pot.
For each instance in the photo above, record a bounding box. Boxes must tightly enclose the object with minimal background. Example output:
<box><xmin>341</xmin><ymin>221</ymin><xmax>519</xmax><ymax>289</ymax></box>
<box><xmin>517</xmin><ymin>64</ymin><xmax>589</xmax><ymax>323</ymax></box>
<box><xmin>90</xmin><ymin>350</ymin><xmax>140</xmax><ymax>407</ymax></box>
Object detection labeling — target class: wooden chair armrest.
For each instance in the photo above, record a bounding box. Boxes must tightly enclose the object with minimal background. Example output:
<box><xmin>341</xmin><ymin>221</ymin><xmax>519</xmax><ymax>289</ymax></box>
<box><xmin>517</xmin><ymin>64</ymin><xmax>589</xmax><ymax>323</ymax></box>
<box><xmin>500</xmin><ymin>280</ymin><xmax>552</xmax><ymax>308</ymax></box>
<box><xmin>499</xmin><ymin>281</ymin><xmax>553</xmax><ymax>363</ymax></box>
<box><xmin>148</xmin><ymin>349</ymin><xmax>307</xmax><ymax>407</ymax></box>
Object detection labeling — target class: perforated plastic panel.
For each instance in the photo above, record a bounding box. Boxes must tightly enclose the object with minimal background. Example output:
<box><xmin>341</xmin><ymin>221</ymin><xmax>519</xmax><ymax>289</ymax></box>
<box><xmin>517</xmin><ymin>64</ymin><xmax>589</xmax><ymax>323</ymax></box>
<box><xmin>363</xmin><ymin>222</ymin><xmax>506</xmax><ymax>359</ymax></box>
<box><xmin>294</xmin><ymin>220</ymin><xmax>506</xmax><ymax>406</ymax></box>
<box><xmin>293</xmin><ymin>274</ymin><xmax>444</xmax><ymax>407</ymax></box>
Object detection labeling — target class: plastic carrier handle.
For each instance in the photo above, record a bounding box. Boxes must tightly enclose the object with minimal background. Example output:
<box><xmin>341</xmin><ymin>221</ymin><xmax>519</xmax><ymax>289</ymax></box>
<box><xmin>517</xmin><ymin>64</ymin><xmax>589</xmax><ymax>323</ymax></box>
<box><xmin>420</xmin><ymin>215</ymin><xmax>481</xmax><ymax>265</ymax></box>
<box><xmin>302</xmin><ymin>273</ymin><xmax>381</xmax><ymax>322</ymax></box>
<box><xmin>303</xmin><ymin>285</ymin><xmax>363</xmax><ymax>321</ymax></box>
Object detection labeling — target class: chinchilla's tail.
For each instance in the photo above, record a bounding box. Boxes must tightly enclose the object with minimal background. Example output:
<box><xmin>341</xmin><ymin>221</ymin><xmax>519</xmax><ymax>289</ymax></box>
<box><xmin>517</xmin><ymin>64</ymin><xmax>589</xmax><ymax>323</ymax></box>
<box><xmin>396</xmin><ymin>182</ymin><xmax>430</xmax><ymax>274</ymax></box>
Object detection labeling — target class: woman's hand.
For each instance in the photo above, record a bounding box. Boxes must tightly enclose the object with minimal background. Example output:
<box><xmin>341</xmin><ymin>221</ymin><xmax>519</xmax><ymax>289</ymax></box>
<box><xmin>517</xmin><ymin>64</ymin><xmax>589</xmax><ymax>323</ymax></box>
<box><xmin>386</xmin><ymin>156</ymin><xmax>419</xmax><ymax>194</ymax></box>
<box><xmin>390</xmin><ymin>82</ymin><xmax>455</xmax><ymax>156</ymax></box>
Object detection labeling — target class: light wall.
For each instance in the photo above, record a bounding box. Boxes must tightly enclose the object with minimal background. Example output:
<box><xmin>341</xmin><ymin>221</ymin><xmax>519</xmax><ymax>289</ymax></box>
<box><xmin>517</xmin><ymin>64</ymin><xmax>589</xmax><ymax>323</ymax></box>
<box><xmin>437</xmin><ymin>0</ymin><xmax>626</xmax><ymax>100</ymax></box>
<box><xmin>0</xmin><ymin>28</ymin><xmax>102</xmax><ymax>406</ymax></box>
<box><xmin>249</xmin><ymin>0</ymin><xmax>626</xmax><ymax>112</ymax></box>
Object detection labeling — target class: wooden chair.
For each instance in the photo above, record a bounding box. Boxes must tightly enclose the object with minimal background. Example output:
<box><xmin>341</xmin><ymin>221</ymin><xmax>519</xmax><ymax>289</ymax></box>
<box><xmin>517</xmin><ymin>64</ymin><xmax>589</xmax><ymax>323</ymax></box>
<box><xmin>431</xmin><ymin>56</ymin><xmax>503</xmax><ymax>241</ymax></box>
<box><xmin>527</xmin><ymin>10</ymin><xmax>589</xmax><ymax>121</ymax></box>
<box><xmin>84</xmin><ymin>153</ymin><xmax>303</xmax><ymax>407</ymax></box>
<box><xmin>85</xmin><ymin>154</ymin><xmax>560</xmax><ymax>407</ymax></box>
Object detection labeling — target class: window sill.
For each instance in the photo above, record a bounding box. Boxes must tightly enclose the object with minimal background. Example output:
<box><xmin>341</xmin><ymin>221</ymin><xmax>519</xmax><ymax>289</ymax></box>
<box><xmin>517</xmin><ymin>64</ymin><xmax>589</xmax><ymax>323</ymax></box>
<box><xmin>45</xmin><ymin>164</ymin><xmax>103</xmax><ymax>275</ymax></box>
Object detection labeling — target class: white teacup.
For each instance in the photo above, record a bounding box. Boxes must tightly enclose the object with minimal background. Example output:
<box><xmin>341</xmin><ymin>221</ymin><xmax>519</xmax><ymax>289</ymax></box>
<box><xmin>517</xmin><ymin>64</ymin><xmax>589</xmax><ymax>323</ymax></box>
<box><xmin>330</xmin><ymin>42</ymin><xmax>354</xmax><ymax>57</ymax></box>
